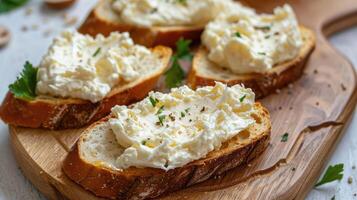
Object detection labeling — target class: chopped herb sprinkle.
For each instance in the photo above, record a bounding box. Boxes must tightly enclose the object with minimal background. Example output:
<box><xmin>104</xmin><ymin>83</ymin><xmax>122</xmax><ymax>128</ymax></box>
<box><xmin>281</xmin><ymin>133</ymin><xmax>289</xmax><ymax>142</ymax></box>
<box><xmin>156</xmin><ymin>105</ymin><xmax>164</xmax><ymax>115</ymax></box>
<box><xmin>239</xmin><ymin>95</ymin><xmax>246</xmax><ymax>102</ymax></box>
<box><xmin>235</xmin><ymin>32</ymin><xmax>242</xmax><ymax>38</ymax></box>
<box><xmin>149</xmin><ymin>96</ymin><xmax>159</xmax><ymax>107</ymax></box>
<box><xmin>92</xmin><ymin>47</ymin><xmax>101</xmax><ymax>57</ymax></box>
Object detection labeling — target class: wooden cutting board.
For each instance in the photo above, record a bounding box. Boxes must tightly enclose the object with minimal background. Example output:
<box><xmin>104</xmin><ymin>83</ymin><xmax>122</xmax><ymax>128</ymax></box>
<box><xmin>9</xmin><ymin>0</ymin><xmax>357</xmax><ymax>199</ymax></box>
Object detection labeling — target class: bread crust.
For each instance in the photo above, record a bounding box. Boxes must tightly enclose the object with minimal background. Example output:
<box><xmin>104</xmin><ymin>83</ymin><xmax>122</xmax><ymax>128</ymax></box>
<box><xmin>63</xmin><ymin>103</ymin><xmax>271</xmax><ymax>200</ymax></box>
<box><xmin>188</xmin><ymin>26</ymin><xmax>316</xmax><ymax>99</ymax></box>
<box><xmin>78</xmin><ymin>0</ymin><xmax>203</xmax><ymax>47</ymax></box>
<box><xmin>0</xmin><ymin>46</ymin><xmax>172</xmax><ymax>129</ymax></box>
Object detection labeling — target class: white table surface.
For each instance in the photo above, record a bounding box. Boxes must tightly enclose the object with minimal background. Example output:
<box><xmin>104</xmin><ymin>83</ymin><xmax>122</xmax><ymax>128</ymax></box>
<box><xmin>0</xmin><ymin>1</ymin><xmax>356</xmax><ymax>200</ymax></box>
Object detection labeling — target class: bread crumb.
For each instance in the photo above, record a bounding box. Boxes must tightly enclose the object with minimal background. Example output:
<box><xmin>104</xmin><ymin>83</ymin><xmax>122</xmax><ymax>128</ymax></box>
<box><xmin>39</xmin><ymin>171</ymin><xmax>43</xmax><ymax>174</ymax></box>
<box><xmin>348</xmin><ymin>176</ymin><xmax>353</xmax><ymax>184</ymax></box>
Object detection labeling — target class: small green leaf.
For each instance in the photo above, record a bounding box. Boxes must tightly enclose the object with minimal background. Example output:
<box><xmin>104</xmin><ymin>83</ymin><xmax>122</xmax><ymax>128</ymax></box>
<box><xmin>0</xmin><ymin>0</ymin><xmax>29</xmax><ymax>13</ymax></box>
<box><xmin>281</xmin><ymin>133</ymin><xmax>289</xmax><ymax>142</ymax></box>
<box><xmin>239</xmin><ymin>95</ymin><xmax>246</xmax><ymax>102</ymax></box>
<box><xmin>9</xmin><ymin>61</ymin><xmax>38</xmax><ymax>101</ymax></box>
<box><xmin>315</xmin><ymin>164</ymin><xmax>344</xmax><ymax>187</ymax></box>
<box><xmin>165</xmin><ymin>57</ymin><xmax>185</xmax><ymax>88</ymax></box>
<box><xmin>164</xmin><ymin>38</ymin><xmax>192</xmax><ymax>88</ymax></box>
<box><xmin>176</xmin><ymin>38</ymin><xmax>193</xmax><ymax>60</ymax></box>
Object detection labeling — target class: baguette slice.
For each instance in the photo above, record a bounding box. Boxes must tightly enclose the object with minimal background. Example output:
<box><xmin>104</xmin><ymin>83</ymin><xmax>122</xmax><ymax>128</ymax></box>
<box><xmin>63</xmin><ymin>103</ymin><xmax>271</xmax><ymax>200</ymax></box>
<box><xmin>78</xmin><ymin>0</ymin><xmax>203</xmax><ymax>47</ymax></box>
<box><xmin>0</xmin><ymin>46</ymin><xmax>172</xmax><ymax>130</ymax></box>
<box><xmin>188</xmin><ymin>26</ymin><xmax>315</xmax><ymax>98</ymax></box>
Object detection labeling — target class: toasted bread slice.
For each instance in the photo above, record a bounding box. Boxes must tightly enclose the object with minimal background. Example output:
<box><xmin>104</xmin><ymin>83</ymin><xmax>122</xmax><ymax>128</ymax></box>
<box><xmin>78</xmin><ymin>0</ymin><xmax>203</xmax><ymax>47</ymax></box>
<box><xmin>63</xmin><ymin>103</ymin><xmax>270</xmax><ymax>200</ymax></box>
<box><xmin>0</xmin><ymin>46</ymin><xmax>172</xmax><ymax>130</ymax></box>
<box><xmin>188</xmin><ymin>26</ymin><xmax>315</xmax><ymax>98</ymax></box>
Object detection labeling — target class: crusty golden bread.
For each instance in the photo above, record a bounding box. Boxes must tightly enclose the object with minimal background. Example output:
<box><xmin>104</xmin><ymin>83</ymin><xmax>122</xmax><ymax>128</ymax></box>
<box><xmin>63</xmin><ymin>103</ymin><xmax>271</xmax><ymax>200</ymax></box>
<box><xmin>188</xmin><ymin>26</ymin><xmax>316</xmax><ymax>98</ymax></box>
<box><xmin>0</xmin><ymin>46</ymin><xmax>172</xmax><ymax>130</ymax></box>
<box><xmin>78</xmin><ymin>0</ymin><xmax>203</xmax><ymax>47</ymax></box>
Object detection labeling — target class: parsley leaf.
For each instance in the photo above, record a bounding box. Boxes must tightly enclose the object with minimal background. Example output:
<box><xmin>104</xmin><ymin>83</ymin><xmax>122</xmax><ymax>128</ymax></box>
<box><xmin>9</xmin><ymin>61</ymin><xmax>38</xmax><ymax>101</ymax></box>
<box><xmin>175</xmin><ymin>38</ymin><xmax>193</xmax><ymax>61</ymax></box>
<box><xmin>165</xmin><ymin>38</ymin><xmax>192</xmax><ymax>88</ymax></box>
<box><xmin>0</xmin><ymin>0</ymin><xmax>29</xmax><ymax>13</ymax></box>
<box><xmin>315</xmin><ymin>163</ymin><xmax>344</xmax><ymax>187</ymax></box>
<box><xmin>281</xmin><ymin>133</ymin><xmax>289</xmax><ymax>142</ymax></box>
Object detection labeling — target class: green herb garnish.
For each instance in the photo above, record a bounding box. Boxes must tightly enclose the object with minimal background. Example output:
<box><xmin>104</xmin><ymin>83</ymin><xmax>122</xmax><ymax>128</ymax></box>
<box><xmin>235</xmin><ymin>32</ymin><xmax>242</xmax><ymax>38</ymax></box>
<box><xmin>165</xmin><ymin>38</ymin><xmax>193</xmax><ymax>88</ymax></box>
<box><xmin>239</xmin><ymin>95</ymin><xmax>246</xmax><ymax>103</ymax></box>
<box><xmin>315</xmin><ymin>164</ymin><xmax>344</xmax><ymax>187</ymax></box>
<box><xmin>255</xmin><ymin>26</ymin><xmax>271</xmax><ymax>31</ymax></box>
<box><xmin>180</xmin><ymin>112</ymin><xmax>185</xmax><ymax>118</ymax></box>
<box><xmin>258</xmin><ymin>52</ymin><xmax>266</xmax><ymax>55</ymax></box>
<box><xmin>176</xmin><ymin>0</ymin><xmax>187</xmax><ymax>5</ymax></box>
<box><xmin>0</xmin><ymin>0</ymin><xmax>28</xmax><ymax>13</ymax></box>
<box><xmin>158</xmin><ymin>115</ymin><xmax>166</xmax><ymax>126</ymax></box>
<box><xmin>92</xmin><ymin>47</ymin><xmax>101</xmax><ymax>57</ymax></box>
<box><xmin>149</xmin><ymin>96</ymin><xmax>159</xmax><ymax>107</ymax></box>
<box><xmin>281</xmin><ymin>133</ymin><xmax>289</xmax><ymax>142</ymax></box>
<box><xmin>9</xmin><ymin>61</ymin><xmax>38</xmax><ymax>101</ymax></box>
<box><xmin>141</xmin><ymin>140</ymin><xmax>146</xmax><ymax>145</ymax></box>
<box><xmin>156</xmin><ymin>105</ymin><xmax>164</xmax><ymax>115</ymax></box>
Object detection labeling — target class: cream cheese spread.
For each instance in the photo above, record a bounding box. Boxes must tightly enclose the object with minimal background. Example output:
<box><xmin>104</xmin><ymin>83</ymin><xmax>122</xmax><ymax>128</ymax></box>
<box><xmin>202</xmin><ymin>4</ymin><xmax>303</xmax><ymax>74</ymax></box>
<box><xmin>111</xmin><ymin>0</ymin><xmax>251</xmax><ymax>27</ymax></box>
<box><xmin>109</xmin><ymin>82</ymin><xmax>256</xmax><ymax>170</ymax></box>
<box><xmin>36</xmin><ymin>31</ymin><xmax>158</xmax><ymax>103</ymax></box>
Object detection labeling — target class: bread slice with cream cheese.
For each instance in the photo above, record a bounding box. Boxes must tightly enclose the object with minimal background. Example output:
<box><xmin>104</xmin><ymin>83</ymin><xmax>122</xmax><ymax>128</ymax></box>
<box><xmin>188</xmin><ymin>26</ymin><xmax>315</xmax><ymax>98</ymax></box>
<box><xmin>78</xmin><ymin>0</ymin><xmax>247</xmax><ymax>47</ymax></box>
<box><xmin>0</xmin><ymin>46</ymin><xmax>172</xmax><ymax>129</ymax></box>
<box><xmin>63</xmin><ymin>83</ymin><xmax>271</xmax><ymax>200</ymax></box>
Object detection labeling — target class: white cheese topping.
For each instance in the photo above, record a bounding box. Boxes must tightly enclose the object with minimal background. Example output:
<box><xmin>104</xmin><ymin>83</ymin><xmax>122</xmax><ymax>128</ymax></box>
<box><xmin>109</xmin><ymin>82</ymin><xmax>256</xmax><ymax>170</ymax></box>
<box><xmin>111</xmin><ymin>0</ymin><xmax>250</xmax><ymax>27</ymax></box>
<box><xmin>36</xmin><ymin>31</ymin><xmax>158</xmax><ymax>103</ymax></box>
<box><xmin>202</xmin><ymin>4</ymin><xmax>303</xmax><ymax>74</ymax></box>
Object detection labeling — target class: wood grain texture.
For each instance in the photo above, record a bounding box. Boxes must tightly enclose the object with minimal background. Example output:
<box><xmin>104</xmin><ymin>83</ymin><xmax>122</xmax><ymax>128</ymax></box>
<box><xmin>8</xmin><ymin>0</ymin><xmax>357</xmax><ymax>199</ymax></box>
